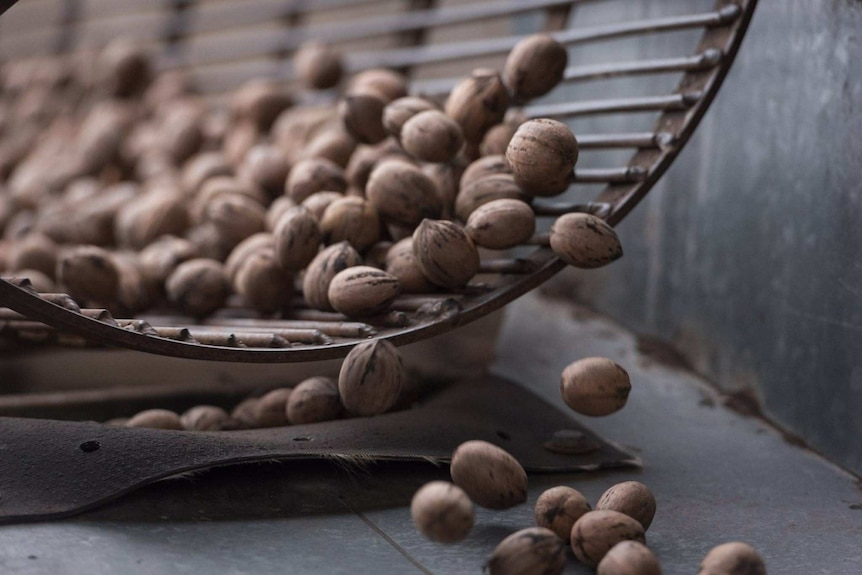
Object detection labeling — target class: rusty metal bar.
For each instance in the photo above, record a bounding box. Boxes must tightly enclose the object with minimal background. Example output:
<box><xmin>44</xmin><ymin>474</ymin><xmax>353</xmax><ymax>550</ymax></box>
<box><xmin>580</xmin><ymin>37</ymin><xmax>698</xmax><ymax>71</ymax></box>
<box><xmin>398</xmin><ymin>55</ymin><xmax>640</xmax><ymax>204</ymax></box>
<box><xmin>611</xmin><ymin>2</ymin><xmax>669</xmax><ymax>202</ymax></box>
<box><xmin>573</xmin><ymin>166</ymin><xmax>646</xmax><ymax>184</ymax></box>
<box><xmin>526</xmin><ymin>92</ymin><xmax>701</xmax><ymax>119</ymax></box>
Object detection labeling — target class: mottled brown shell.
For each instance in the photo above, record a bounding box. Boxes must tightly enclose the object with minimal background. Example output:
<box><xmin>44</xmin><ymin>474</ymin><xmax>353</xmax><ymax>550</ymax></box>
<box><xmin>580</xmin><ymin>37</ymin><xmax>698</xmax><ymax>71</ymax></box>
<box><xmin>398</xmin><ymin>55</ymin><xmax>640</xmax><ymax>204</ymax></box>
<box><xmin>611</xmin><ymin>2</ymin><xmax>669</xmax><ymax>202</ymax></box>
<box><xmin>382</xmin><ymin>97</ymin><xmax>438</xmax><ymax>140</ymax></box>
<box><xmin>445</xmin><ymin>69</ymin><xmax>509</xmax><ymax>143</ymax></box>
<box><xmin>535</xmin><ymin>486</ymin><xmax>592</xmax><ymax>540</ymax></box>
<box><xmin>698</xmin><ymin>542</ymin><xmax>766</xmax><ymax>575</ymax></box>
<box><xmin>345</xmin><ymin>139</ymin><xmax>403</xmax><ymax>190</ymax></box>
<box><xmin>238</xmin><ymin>144</ymin><xmax>291</xmax><ymax>199</ymax></box>
<box><xmin>465</xmin><ymin>198</ymin><xmax>535</xmax><ymax>249</ymax></box>
<box><xmin>570</xmin><ymin>510</ymin><xmax>646</xmax><ymax>568</ymax></box>
<box><xmin>422</xmin><ymin>161</ymin><xmax>465</xmax><ymax>220</ymax></box>
<box><xmin>138</xmin><ymin>236</ymin><xmax>198</xmax><ymax>285</ymax></box>
<box><xmin>449</xmin><ymin>440</ymin><xmax>528</xmax><ymax>510</ymax></box>
<box><xmin>234</xmin><ymin>248</ymin><xmax>293</xmax><ymax>314</ymax></box>
<box><xmin>224</xmin><ymin>232</ymin><xmax>274</xmax><ymax>281</ymax></box>
<box><xmin>7</xmin><ymin>233</ymin><xmax>57</xmax><ymax>278</ymax></box>
<box><xmin>284</xmin><ymin>157</ymin><xmax>347</xmax><ymax>203</ymax></box>
<box><xmin>204</xmin><ymin>192</ymin><xmax>266</xmax><ymax>245</ymax></box>
<box><xmin>455</xmin><ymin>174</ymin><xmax>529</xmax><ymax>222</ymax></box>
<box><xmin>348</xmin><ymin>68</ymin><xmax>408</xmax><ymax>103</ymax></box>
<box><xmin>560</xmin><ymin>357</ymin><xmax>631</xmax><ymax>417</ymax></box>
<box><xmin>480</xmin><ymin>122</ymin><xmax>519</xmax><ymax>157</ymax></box>
<box><xmin>504</xmin><ymin>34</ymin><xmax>569</xmax><ymax>102</ymax></box>
<box><xmin>252</xmin><ymin>387</ymin><xmax>293</xmax><ymax>428</ymax></box>
<box><xmin>366</xmin><ymin>159</ymin><xmax>443</xmax><ymax>226</ymax></box>
<box><xmin>506</xmin><ymin>119</ymin><xmax>578</xmax><ymax>197</ymax></box>
<box><xmin>273</xmin><ymin>206</ymin><xmax>322</xmax><ymax>271</ymax></box>
<box><xmin>401</xmin><ymin>110</ymin><xmax>465</xmax><ymax>164</ymax></box>
<box><xmin>180</xmin><ymin>405</ymin><xmax>231</xmax><ymax>431</ymax></box>
<box><xmin>294</xmin><ymin>42</ymin><xmax>344</xmax><ymax>90</ymax></box>
<box><xmin>598</xmin><ymin>541</ymin><xmax>663</xmax><ymax>575</ymax></box>
<box><xmin>384</xmin><ymin>237</ymin><xmax>436</xmax><ymax>293</ymax></box>
<box><xmin>460</xmin><ymin>155</ymin><xmax>512</xmax><ymax>190</ymax></box>
<box><xmin>486</xmin><ymin>527</ymin><xmax>566</xmax><ymax>575</ymax></box>
<box><xmin>287</xmin><ymin>376</ymin><xmax>342</xmax><ymax>424</ymax></box>
<box><xmin>266</xmin><ymin>196</ymin><xmax>298</xmax><ymax>230</ymax></box>
<box><xmin>550</xmin><ymin>213</ymin><xmax>623</xmax><ymax>269</ymax></box>
<box><xmin>328</xmin><ymin>265</ymin><xmax>400</xmax><ymax>317</ymax></box>
<box><xmin>165</xmin><ymin>258</ymin><xmax>230</xmax><ymax>317</ymax></box>
<box><xmin>596</xmin><ymin>481</ymin><xmax>657</xmax><ymax>531</ymax></box>
<box><xmin>230</xmin><ymin>78</ymin><xmax>292</xmax><ymax>131</ymax></box>
<box><xmin>193</xmin><ymin>176</ymin><xmax>267</xmax><ymax>224</ymax></box>
<box><xmin>56</xmin><ymin>245</ymin><xmax>120</xmax><ymax>305</ymax></box>
<box><xmin>115</xmin><ymin>189</ymin><xmax>189</xmax><ymax>249</ymax></box>
<box><xmin>302</xmin><ymin>241</ymin><xmax>362</xmax><ymax>311</ymax></box>
<box><xmin>126</xmin><ymin>409</ymin><xmax>182</xmax><ymax>430</ymax></box>
<box><xmin>302</xmin><ymin>191</ymin><xmax>345</xmax><ymax>221</ymax></box>
<box><xmin>340</xmin><ymin>88</ymin><xmax>388</xmax><ymax>145</ymax></box>
<box><xmin>319</xmin><ymin>196</ymin><xmax>381</xmax><ymax>252</ymax></box>
<box><xmin>302</xmin><ymin>124</ymin><xmax>357</xmax><ymax>168</ymax></box>
<box><xmin>338</xmin><ymin>338</ymin><xmax>404</xmax><ymax>416</ymax></box>
<box><xmin>411</xmin><ymin>481</ymin><xmax>474</xmax><ymax>544</ymax></box>
<box><xmin>412</xmin><ymin>219</ymin><xmax>480</xmax><ymax>289</ymax></box>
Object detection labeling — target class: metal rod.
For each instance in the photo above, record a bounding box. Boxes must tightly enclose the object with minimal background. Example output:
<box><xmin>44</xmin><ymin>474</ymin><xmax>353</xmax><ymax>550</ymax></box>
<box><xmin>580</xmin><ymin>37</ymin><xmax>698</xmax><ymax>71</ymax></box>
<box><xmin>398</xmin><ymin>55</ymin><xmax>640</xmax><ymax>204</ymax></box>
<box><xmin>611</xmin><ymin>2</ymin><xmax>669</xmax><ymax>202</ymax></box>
<box><xmin>531</xmin><ymin>201</ymin><xmax>613</xmax><ymax>218</ymax></box>
<box><xmin>201</xmin><ymin>317</ymin><xmax>376</xmax><ymax>338</ymax></box>
<box><xmin>478</xmin><ymin>259</ymin><xmax>537</xmax><ymax>275</ymax></box>
<box><xmin>525</xmin><ymin>92</ymin><xmax>701</xmax><ymax>119</ymax></box>
<box><xmin>577</xmin><ymin>133</ymin><xmax>664</xmax><ymax>149</ymax></box>
<box><xmin>573</xmin><ymin>166</ymin><xmax>646</xmax><ymax>183</ymax></box>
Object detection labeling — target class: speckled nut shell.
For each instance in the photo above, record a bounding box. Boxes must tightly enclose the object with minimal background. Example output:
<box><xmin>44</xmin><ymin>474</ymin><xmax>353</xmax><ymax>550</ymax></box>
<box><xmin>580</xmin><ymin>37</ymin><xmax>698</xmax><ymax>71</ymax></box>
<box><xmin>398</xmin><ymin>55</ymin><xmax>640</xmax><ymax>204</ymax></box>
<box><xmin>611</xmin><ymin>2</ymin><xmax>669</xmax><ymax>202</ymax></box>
<box><xmin>480</xmin><ymin>122</ymin><xmax>519</xmax><ymax>157</ymax></box>
<box><xmin>384</xmin><ymin>237</ymin><xmax>435</xmax><ymax>293</ymax></box>
<box><xmin>698</xmin><ymin>542</ymin><xmax>765</xmax><ymax>575</ymax></box>
<box><xmin>571</xmin><ymin>510</ymin><xmax>646</xmax><ymax>568</ymax></box>
<box><xmin>113</xmin><ymin>252</ymin><xmax>151</xmax><ymax>313</ymax></box>
<box><xmin>230</xmin><ymin>78</ymin><xmax>292</xmax><ymax>131</ymax></box>
<box><xmin>345</xmin><ymin>139</ymin><xmax>403</xmax><ymax>190</ymax></box>
<box><xmin>486</xmin><ymin>527</ymin><xmax>566</xmax><ymax>575</ymax></box>
<box><xmin>328</xmin><ymin>265</ymin><xmax>400</xmax><ymax>317</ymax></box>
<box><xmin>181</xmin><ymin>152</ymin><xmax>233</xmax><ymax>195</ymax></box>
<box><xmin>272</xmin><ymin>104</ymin><xmax>334</xmax><ymax>165</ymax></box>
<box><xmin>401</xmin><ymin>110</ymin><xmax>464</xmax><ymax>163</ymax></box>
<box><xmin>338</xmin><ymin>338</ymin><xmax>404</xmax><ymax>416</ymax></box>
<box><xmin>56</xmin><ymin>245</ymin><xmax>119</xmax><ymax>304</ymax></box>
<box><xmin>455</xmin><ymin>174</ymin><xmax>529</xmax><ymax>222</ymax></box>
<box><xmin>115</xmin><ymin>190</ymin><xmax>189</xmax><ymax>250</ymax></box>
<box><xmin>267</xmin><ymin>196</ymin><xmax>298</xmax><ymax>230</ymax></box>
<box><xmin>504</xmin><ymin>34</ymin><xmax>568</xmax><ymax>102</ymax></box>
<box><xmin>340</xmin><ymin>88</ymin><xmax>389</xmax><ymax>145</ymax></box>
<box><xmin>445</xmin><ymin>69</ymin><xmax>509</xmax><ymax>143</ymax></box>
<box><xmin>412</xmin><ymin>219</ymin><xmax>480</xmax><ymax>289</ymax></box>
<box><xmin>422</xmin><ymin>162</ymin><xmax>464</xmax><ymax>219</ymax></box>
<box><xmin>302</xmin><ymin>191</ymin><xmax>345</xmax><ymax>221</ymax></box>
<box><xmin>535</xmin><ymin>486</ymin><xmax>592</xmax><ymax>540</ymax></box>
<box><xmin>234</xmin><ymin>248</ymin><xmax>293</xmax><ymax>314</ymax></box>
<box><xmin>8</xmin><ymin>233</ymin><xmax>57</xmax><ymax>278</ymax></box>
<box><xmin>204</xmin><ymin>192</ymin><xmax>266</xmax><ymax>245</ymax></box>
<box><xmin>320</xmin><ymin>196</ymin><xmax>381</xmax><ymax>251</ymax></box>
<box><xmin>239</xmin><ymin>145</ymin><xmax>291</xmax><ymax>199</ymax></box>
<box><xmin>506</xmin><ymin>119</ymin><xmax>578</xmax><ymax>197</ymax></box>
<box><xmin>287</xmin><ymin>376</ymin><xmax>342</xmax><ymax>424</ymax></box>
<box><xmin>348</xmin><ymin>69</ymin><xmax>408</xmax><ymax>103</ymax></box>
<box><xmin>165</xmin><ymin>258</ymin><xmax>230</xmax><ymax>317</ymax></box>
<box><xmin>460</xmin><ymin>155</ymin><xmax>511</xmax><ymax>189</ymax></box>
<box><xmin>366</xmin><ymin>159</ymin><xmax>443</xmax><ymax>226</ymax></box>
<box><xmin>99</xmin><ymin>40</ymin><xmax>152</xmax><ymax>98</ymax></box>
<box><xmin>224</xmin><ymin>232</ymin><xmax>274</xmax><ymax>281</ymax></box>
<box><xmin>383</xmin><ymin>97</ymin><xmax>437</xmax><ymax>140</ymax></box>
<box><xmin>596</xmin><ymin>482</ymin><xmax>657</xmax><ymax>531</ymax></box>
<box><xmin>450</xmin><ymin>440</ymin><xmax>528</xmax><ymax>510</ymax></box>
<box><xmin>285</xmin><ymin>157</ymin><xmax>347</xmax><ymax>203</ymax></box>
<box><xmin>561</xmin><ymin>357</ymin><xmax>631</xmax><ymax>416</ymax></box>
<box><xmin>138</xmin><ymin>236</ymin><xmax>198</xmax><ymax>285</ymax></box>
<box><xmin>411</xmin><ymin>481</ymin><xmax>474</xmax><ymax>543</ymax></box>
<box><xmin>302</xmin><ymin>241</ymin><xmax>362</xmax><ymax>311</ymax></box>
<box><xmin>466</xmin><ymin>198</ymin><xmax>535</xmax><ymax>249</ymax></box>
<box><xmin>223</xmin><ymin>119</ymin><xmax>260</xmax><ymax>166</ymax></box>
<box><xmin>273</xmin><ymin>206</ymin><xmax>322</xmax><ymax>271</ymax></box>
<box><xmin>181</xmin><ymin>405</ymin><xmax>231</xmax><ymax>431</ymax></box>
<box><xmin>193</xmin><ymin>177</ymin><xmax>267</xmax><ymax>224</ymax></box>
<box><xmin>302</xmin><ymin>124</ymin><xmax>357</xmax><ymax>168</ymax></box>
<box><xmin>126</xmin><ymin>409</ymin><xmax>183</xmax><ymax>430</ymax></box>
<box><xmin>230</xmin><ymin>397</ymin><xmax>260</xmax><ymax>429</ymax></box>
<box><xmin>252</xmin><ymin>387</ymin><xmax>293</xmax><ymax>428</ymax></box>
<box><xmin>294</xmin><ymin>42</ymin><xmax>344</xmax><ymax>90</ymax></box>
<box><xmin>550</xmin><ymin>213</ymin><xmax>623</xmax><ymax>269</ymax></box>
<box><xmin>598</xmin><ymin>541</ymin><xmax>662</xmax><ymax>575</ymax></box>
<box><xmin>9</xmin><ymin>269</ymin><xmax>54</xmax><ymax>292</ymax></box>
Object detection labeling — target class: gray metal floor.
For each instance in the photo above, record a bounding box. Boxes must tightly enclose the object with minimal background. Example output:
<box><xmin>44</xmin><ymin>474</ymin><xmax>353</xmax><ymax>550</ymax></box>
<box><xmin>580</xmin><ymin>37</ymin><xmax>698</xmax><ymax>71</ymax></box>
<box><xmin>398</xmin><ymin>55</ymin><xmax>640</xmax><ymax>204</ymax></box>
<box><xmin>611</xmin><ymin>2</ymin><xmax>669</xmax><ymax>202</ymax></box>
<box><xmin>1</xmin><ymin>292</ymin><xmax>860</xmax><ymax>574</ymax></box>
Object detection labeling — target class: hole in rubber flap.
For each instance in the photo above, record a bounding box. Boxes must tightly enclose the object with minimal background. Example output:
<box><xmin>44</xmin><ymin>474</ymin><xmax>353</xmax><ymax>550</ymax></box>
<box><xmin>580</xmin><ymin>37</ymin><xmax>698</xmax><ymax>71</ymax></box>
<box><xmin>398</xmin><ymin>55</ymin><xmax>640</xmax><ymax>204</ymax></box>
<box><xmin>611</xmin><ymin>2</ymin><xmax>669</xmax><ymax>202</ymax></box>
<box><xmin>292</xmin><ymin>436</ymin><xmax>312</xmax><ymax>442</ymax></box>
<box><xmin>79</xmin><ymin>440</ymin><xmax>101</xmax><ymax>453</ymax></box>
<box><xmin>496</xmin><ymin>430</ymin><xmax>511</xmax><ymax>441</ymax></box>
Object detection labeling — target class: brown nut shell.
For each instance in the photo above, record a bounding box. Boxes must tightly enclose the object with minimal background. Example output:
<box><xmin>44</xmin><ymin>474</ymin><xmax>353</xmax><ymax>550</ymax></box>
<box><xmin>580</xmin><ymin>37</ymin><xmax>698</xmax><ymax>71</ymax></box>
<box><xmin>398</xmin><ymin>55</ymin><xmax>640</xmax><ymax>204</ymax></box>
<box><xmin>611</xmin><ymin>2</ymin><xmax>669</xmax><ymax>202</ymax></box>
<box><xmin>267</xmin><ymin>196</ymin><xmax>298</xmax><ymax>231</ymax></box>
<box><xmin>238</xmin><ymin>145</ymin><xmax>291</xmax><ymax>199</ymax></box>
<box><xmin>234</xmin><ymin>248</ymin><xmax>293</xmax><ymax>314</ymax></box>
<box><xmin>320</xmin><ymin>196</ymin><xmax>381</xmax><ymax>251</ymax></box>
<box><xmin>445</xmin><ymin>69</ymin><xmax>509</xmax><ymax>143</ymax></box>
<box><xmin>204</xmin><ymin>192</ymin><xmax>266</xmax><ymax>245</ymax></box>
<box><xmin>561</xmin><ymin>357</ymin><xmax>631</xmax><ymax>416</ymax></box>
<box><xmin>412</xmin><ymin>219</ymin><xmax>479</xmax><ymax>289</ymax></box>
<box><xmin>287</xmin><ymin>376</ymin><xmax>342</xmax><ymax>424</ymax></box>
<box><xmin>411</xmin><ymin>481</ymin><xmax>474</xmax><ymax>544</ymax></box>
<box><xmin>126</xmin><ymin>409</ymin><xmax>182</xmax><ymax>430</ymax></box>
<box><xmin>165</xmin><ymin>258</ymin><xmax>230</xmax><ymax>317</ymax></box>
<box><xmin>328</xmin><ymin>265</ymin><xmax>400</xmax><ymax>317</ymax></box>
<box><xmin>253</xmin><ymin>387</ymin><xmax>293</xmax><ymax>428</ymax></box>
<box><xmin>384</xmin><ymin>237</ymin><xmax>435</xmax><ymax>293</ymax></box>
<box><xmin>294</xmin><ymin>42</ymin><xmax>343</xmax><ymax>90</ymax></box>
<box><xmin>348</xmin><ymin>69</ymin><xmax>408</xmax><ymax>103</ymax></box>
<box><xmin>480</xmin><ymin>122</ymin><xmax>519</xmax><ymax>157</ymax></box>
<box><xmin>138</xmin><ymin>236</ymin><xmax>198</xmax><ymax>286</ymax></box>
<box><xmin>382</xmin><ymin>97</ymin><xmax>437</xmax><ymax>140</ymax></box>
<box><xmin>455</xmin><ymin>174</ymin><xmax>529</xmax><ymax>222</ymax></box>
<box><xmin>182</xmin><ymin>152</ymin><xmax>233</xmax><ymax>195</ymax></box>
<box><xmin>366</xmin><ymin>160</ymin><xmax>443</xmax><ymax>226</ymax></box>
<box><xmin>450</xmin><ymin>440</ymin><xmax>527</xmax><ymax>510</ymax></box>
<box><xmin>570</xmin><ymin>510</ymin><xmax>646</xmax><ymax>568</ymax></box>
<box><xmin>302</xmin><ymin>124</ymin><xmax>357</xmax><ymax>168</ymax></box>
<box><xmin>506</xmin><ymin>119</ymin><xmax>578</xmax><ymax>197</ymax></box>
<box><xmin>596</xmin><ymin>481</ymin><xmax>657</xmax><ymax>531</ymax></box>
<box><xmin>8</xmin><ymin>233</ymin><xmax>57</xmax><ymax>278</ymax></box>
<box><xmin>400</xmin><ymin>110</ymin><xmax>464</xmax><ymax>163</ymax></box>
<box><xmin>504</xmin><ymin>34</ymin><xmax>568</xmax><ymax>102</ymax></box>
<box><xmin>460</xmin><ymin>154</ymin><xmax>511</xmax><ymax>189</ymax></box>
<box><xmin>338</xmin><ymin>338</ymin><xmax>404</xmax><ymax>416</ymax></box>
<box><xmin>181</xmin><ymin>405</ymin><xmax>231</xmax><ymax>431</ymax></box>
<box><xmin>230</xmin><ymin>78</ymin><xmax>292</xmax><ymax>131</ymax></box>
<box><xmin>301</xmin><ymin>241</ymin><xmax>362</xmax><ymax>311</ymax></box>
<box><xmin>224</xmin><ymin>232</ymin><xmax>274</xmax><ymax>281</ymax></box>
<box><xmin>340</xmin><ymin>88</ymin><xmax>388</xmax><ymax>145</ymax></box>
<box><xmin>56</xmin><ymin>245</ymin><xmax>119</xmax><ymax>305</ymax></box>
<box><xmin>302</xmin><ymin>191</ymin><xmax>345</xmax><ymax>221</ymax></box>
<box><xmin>534</xmin><ymin>486</ymin><xmax>592</xmax><ymax>540</ymax></box>
<box><xmin>486</xmin><ymin>527</ymin><xmax>566</xmax><ymax>575</ymax></box>
<box><xmin>345</xmin><ymin>139</ymin><xmax>403</xmax><ymax>190</ymax></box>
<box><xmin>285</xmin><ymin>157</ymin><xmax>347</xmax><ymax>203</ymax></box>
<box><xmin>598</xmin><ymin>541</ymin><xmax>662</xmax><ymax>575</ymax></box>
<box><xmin>465</xmin><ymin>198</ymin><xmax>535</xmax><ymax>249</ymax></box>
<box><xmin>273</xmin><ymin>206</ymin><xmax>322</xmax><ymax>271</ymax></box>
<box><xmin>115</xmin><ymin>190</ymin><xmax>189</xmax><ymax>250</ymax></box>
<box><xmin>550</xmin><ymin>212</ymin><xmax>623</xmax><ymax>269</ymax></box>
<box><xmin>698</xmin><ymin>542</ymin><xmax>766</xmax><ymax>575</ymax></box>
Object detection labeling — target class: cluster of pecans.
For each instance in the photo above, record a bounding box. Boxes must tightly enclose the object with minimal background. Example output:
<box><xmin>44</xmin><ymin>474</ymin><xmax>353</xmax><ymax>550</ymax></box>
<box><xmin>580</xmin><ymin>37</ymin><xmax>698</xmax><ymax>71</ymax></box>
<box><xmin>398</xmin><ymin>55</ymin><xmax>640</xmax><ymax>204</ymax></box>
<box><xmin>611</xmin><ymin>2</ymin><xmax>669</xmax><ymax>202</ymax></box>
<box><xmin>410</xmin><ymin>359</ymin><xmax>767</xmax><ymax>574</ymax></box>
<box><xmin>0</xmin><ymin>32</ymin><xmax>622</xmax><ymax>321</ymax></box>
<box><xmin>114</xmin><ymin>338</ymin><xmax>405</xmax><ymax>429</ymax></box>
